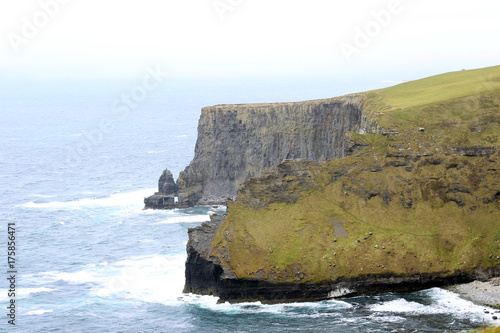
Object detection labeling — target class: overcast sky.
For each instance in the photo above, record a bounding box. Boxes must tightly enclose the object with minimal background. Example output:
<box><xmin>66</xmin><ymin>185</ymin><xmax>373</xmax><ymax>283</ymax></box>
<box><xmin>1</xmin><ymin>0</ymin><xmax>499</xmax><ymax>79</ymax></box>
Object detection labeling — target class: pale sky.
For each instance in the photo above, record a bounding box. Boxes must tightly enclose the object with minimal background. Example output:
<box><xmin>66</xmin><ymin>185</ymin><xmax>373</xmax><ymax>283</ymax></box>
<box><xmin>1</xmin><ymin>0</ymin><xmax>499</xmax><ymax>79</ymax></box>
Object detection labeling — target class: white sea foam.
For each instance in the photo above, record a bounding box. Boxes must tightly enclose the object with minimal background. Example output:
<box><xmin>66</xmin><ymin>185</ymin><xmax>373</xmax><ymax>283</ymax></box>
<box><xmin>25</xmin><ymin>309</ymin><xmax>53</xmax><ymax>316</ymax></box>
<box><xmin>184</xmin><ymin>294</ymin><xmax>353</xmax><ymax>315</ymax></box>
<box><xmin>153</xmin><ymin>214</ymin><xmax>211</xmax><ymax>225</ymax></box>
<box><xmin>368</xmin><ymin>313</ymin><xmax>407</xmax><ymax>323</ymax></box>
<box><xmin>369</xmin><ymin>287</ymin><xmax>496</xmax><ymax>322</ymax></box>
<box><xmin>24</xmin><ymin>254</ymin><xmax>187</xmax><ymax>305</ymax></box>
<box><xmin>32</xmin><ymin>194</ymin><xmax>56</xmax><ymax>198</ymax></box>
<box><xmin>21</xmin><ymin>188</ymin><xmax>156</xmax><ymax>210</ymax></box>
<box><xmin>0</xmin><ymin>287</ymin><xmax>57</xmax><ymax>301</ymax></box>
<box><xmin>147</xmin><ymin>150</ymin><xmax>167</xmax><ymax>154</ymax></box>
<box><xmin>90</xmin><ymin>254</ymin><xmax>187</xmax><ymax>305</ymax></box>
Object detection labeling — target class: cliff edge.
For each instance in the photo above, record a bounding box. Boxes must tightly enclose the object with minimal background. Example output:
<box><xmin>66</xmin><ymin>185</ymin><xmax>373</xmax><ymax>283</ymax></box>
<box><xmin>145</xmin><ymin>94</ymin><xmax>378</xmax><ymax>208</ymax></box>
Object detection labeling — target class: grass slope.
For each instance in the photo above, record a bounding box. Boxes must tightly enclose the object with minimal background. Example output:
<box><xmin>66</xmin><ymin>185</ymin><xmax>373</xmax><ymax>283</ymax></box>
<box><xmin>368</xmin><ymin>65</ymin><xmax>500</xmax><ymax>112</ymax></box>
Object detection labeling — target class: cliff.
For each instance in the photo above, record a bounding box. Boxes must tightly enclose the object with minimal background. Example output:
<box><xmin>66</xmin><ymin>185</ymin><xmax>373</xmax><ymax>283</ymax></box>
<box><xmin>183</xmin><ymin>65</ymin><xmax>500</xmax><ymax>303</ymax></box>
<box><xmin>145</xmin><ymin>94</ymin><xmax>379</xmax><ymax>208</ymax></box>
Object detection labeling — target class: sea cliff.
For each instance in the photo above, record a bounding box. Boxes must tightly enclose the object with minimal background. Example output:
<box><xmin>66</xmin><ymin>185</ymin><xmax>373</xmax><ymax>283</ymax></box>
<box><xmin>182</xmin><ymin>66</ymin><xmax>500</xmax><ymax>303</ymax></box>
<box><xmin>145</xmin><ymin>94</ymin><xmax>378</xmax><ymax>208</ymax></box>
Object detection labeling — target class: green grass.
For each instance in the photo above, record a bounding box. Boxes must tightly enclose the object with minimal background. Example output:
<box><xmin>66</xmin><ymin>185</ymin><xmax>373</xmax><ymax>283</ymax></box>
<box><xmin>364</xmin><ymin>66</ymin><xmax>500</xmax><ymax>150</ymax></box>
<box><xmin>212</xmin><ymin>154</ymin><xmax>499</xmax><ymax>282</ymax></box>
<box><xmin>367</xmin><ymin>65</ymin><xmax>500</xmax><ymax>112</ymax></box>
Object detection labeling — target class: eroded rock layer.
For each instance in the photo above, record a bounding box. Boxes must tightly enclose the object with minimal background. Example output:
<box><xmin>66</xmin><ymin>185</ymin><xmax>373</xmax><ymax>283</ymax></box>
<box><xmin>146</xmin><ymin>94</ymin><xmax>378</xmax><ymax>208</ymax></box>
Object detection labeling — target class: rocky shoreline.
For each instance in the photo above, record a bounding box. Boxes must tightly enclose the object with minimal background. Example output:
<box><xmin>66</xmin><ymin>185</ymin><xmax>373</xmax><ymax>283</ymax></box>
<box><xmin>448</xmin><ymin>278</ymin><xmax>500</xmax><ymax>310</ymax></box>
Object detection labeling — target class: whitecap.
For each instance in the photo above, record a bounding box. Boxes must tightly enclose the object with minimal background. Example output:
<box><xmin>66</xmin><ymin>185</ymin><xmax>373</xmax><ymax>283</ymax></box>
<box><xmin>185</xmin><ymin>294</ymin><xmax>352</xmax><ymax>315</ymax></box>
<box><xmin>20</xmin><ymin>188</ymin><xmax>156</xmax><ymax>210</ymax></box>
<box><xmin>175</xmin><ymin>135</ymin><xmax>189</xmax><ymax>138</ymax></box>
<box><xmin>370</xmin><ymin>298</ymin><xmax>427</xmax><ymax>313</ymax></box>
<box><xmin>90</xmin><ymin>254</ymin><xmax>187</xmax><ymax>305</ymax></box>
<box><xmin>368</xmin><ymin>313</ymin><xmax>407</xmax><ymax>323</ymax></box>
<box><xmin>24</xmin><ymin>254</ymin><xmax>188</xmax><ymax>305</ymax></box>
<box><xmin>25</xmin><ymin>309</ymin><xmax>53</xmax><ymax>316</ymax></box>
<box><xmin>32</xmin><ymin>194</ymin><xmax>55</xmax><ymax>198</ymax></box>
<box><xmin>369</xmin><ymin>287</ymin><xmax>496</xmax><ymax>322</ymax></box>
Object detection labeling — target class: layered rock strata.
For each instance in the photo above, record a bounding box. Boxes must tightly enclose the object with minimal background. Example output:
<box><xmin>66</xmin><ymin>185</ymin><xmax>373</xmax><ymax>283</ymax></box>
<box><xmin>146</xmin><ymin>94</ymin><xmax>378</xmax><ymax>208</ymax></box>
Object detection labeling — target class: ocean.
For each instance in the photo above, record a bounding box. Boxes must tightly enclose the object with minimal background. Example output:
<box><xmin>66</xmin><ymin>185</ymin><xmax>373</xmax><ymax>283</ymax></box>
<box><xmin>0</xmin><ymin>74</ymin><xmax>496</xmax><ymax>332</ymax></box>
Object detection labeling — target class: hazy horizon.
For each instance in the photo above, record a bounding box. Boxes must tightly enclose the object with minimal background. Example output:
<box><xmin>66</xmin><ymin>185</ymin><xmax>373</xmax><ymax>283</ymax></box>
<box><xmin>1</xmin><ymin>0</ymin><xmax>499</xmax><ymax>81</ymax></box>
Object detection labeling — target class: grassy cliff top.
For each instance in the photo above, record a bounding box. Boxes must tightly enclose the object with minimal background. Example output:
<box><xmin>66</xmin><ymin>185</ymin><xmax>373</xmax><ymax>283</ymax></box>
<box><xmin>362</xmin><ymin>65</ymin><xmax>500</xmax><ymax>149</ymax></box>
<box><xmin>202</xmin><ymin>94</ymin><xmax>365</xmax><ymax>111</ymax></box>
<box><xmin>210</xmin><ymin>65</ymin><xmax>500</xmax><ymax>285</ymax></box>
<box><xmin>369</xmin><ymin>65</ymin><xmax>500</xmax><ymax>112</ymax></box>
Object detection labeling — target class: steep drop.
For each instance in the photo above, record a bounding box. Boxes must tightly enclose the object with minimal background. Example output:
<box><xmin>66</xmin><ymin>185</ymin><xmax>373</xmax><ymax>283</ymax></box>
<box><xmin>146</xmin><ymin>94</ymin><xmax>378</xmax><ymax>208</ymax></box>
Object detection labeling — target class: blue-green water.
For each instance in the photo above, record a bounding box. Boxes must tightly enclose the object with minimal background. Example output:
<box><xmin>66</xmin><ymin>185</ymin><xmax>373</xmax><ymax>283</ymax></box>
<box><xmin>0</xmin><ymin>76</ymin><xmax>495</xmax><ymax>332</ymax></box>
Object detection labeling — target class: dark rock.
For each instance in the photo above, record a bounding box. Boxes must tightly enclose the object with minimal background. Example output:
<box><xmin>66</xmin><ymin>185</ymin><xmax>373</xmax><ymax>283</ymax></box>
<box><xmin>158</xmin><ymin>169</ymin><xmax>177</xmax><ymax>195</ymax></box>
<box><xmin>184</xmin><ymin>231</ymin><xmax>500</xmax><ymax>303</ymax></box>
<box><xmin>144</xmin><ymin>193</ymin><xmax>183</xmax><ymax>209</ymax></box>
<box><xmin>144</xmin><ymin>168</ymin><xmax>180</xmax><ymax>209</ymax></box>
<box><xmin>183</xmin><ymin>215</ymin><xmax>228</xmax><ymax>295</ymax></box>
<box><xmin>175</xmin><ymin>95</ymin><xmax>374</xmax><ymax>207</ymax></box>
<box><xmin>237</xmin><ymin>159</ymin><xmax>321</xmax><ymax>210</ymax></box>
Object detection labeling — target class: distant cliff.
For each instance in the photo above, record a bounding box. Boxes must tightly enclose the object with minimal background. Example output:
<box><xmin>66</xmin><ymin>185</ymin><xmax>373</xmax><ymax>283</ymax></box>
<box><xmin>145</xmin><ymin>94</ymin><xmax>379</xmax><ymax>208</ymax></box>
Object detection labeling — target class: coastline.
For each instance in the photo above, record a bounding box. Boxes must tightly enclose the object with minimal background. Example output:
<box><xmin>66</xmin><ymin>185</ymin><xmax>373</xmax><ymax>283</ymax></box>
<box><xmin>447</xmin><ymin>278</ymin><xmax>500</xmax><ymax>312</ymax></box>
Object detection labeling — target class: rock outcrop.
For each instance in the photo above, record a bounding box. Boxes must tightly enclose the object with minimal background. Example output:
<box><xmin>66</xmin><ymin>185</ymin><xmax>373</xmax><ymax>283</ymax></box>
<box><xmin>144</xmin><ymin>168</ymin><xmax>182</xmax><ymax>209</ymax></box>
<box><xmin>146</xmin><ymin>94</ymin><xmax>378</xmax><ymax>208</ymax></box>
<box><xmin>159</xmin><ymin>169</ymin><xmax>177</xmax><ymax>195</ymax></box>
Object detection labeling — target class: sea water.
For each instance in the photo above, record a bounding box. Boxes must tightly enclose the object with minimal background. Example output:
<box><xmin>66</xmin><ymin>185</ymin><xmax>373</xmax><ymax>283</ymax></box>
<box><xmin>0</xmin><ymin>75</ymin><xmax>496</xmax><ymax>332</ymax></box>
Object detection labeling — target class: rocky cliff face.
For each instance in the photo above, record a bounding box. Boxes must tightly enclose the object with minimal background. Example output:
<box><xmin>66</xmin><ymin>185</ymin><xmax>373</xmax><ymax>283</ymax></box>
<box><xmin>183</xmin><ymin>214</ymin><xmax>228</xmax><ymax>295</ymax></box>
<box><xmin>145</xmin><ymin>94</ymin><xmax>377</xmax><ymax>208</ymax></box>
<box><xmin>184</xmin><ymin>151</ymin><xmax>500</xmax><ymax>303</ymax></box>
